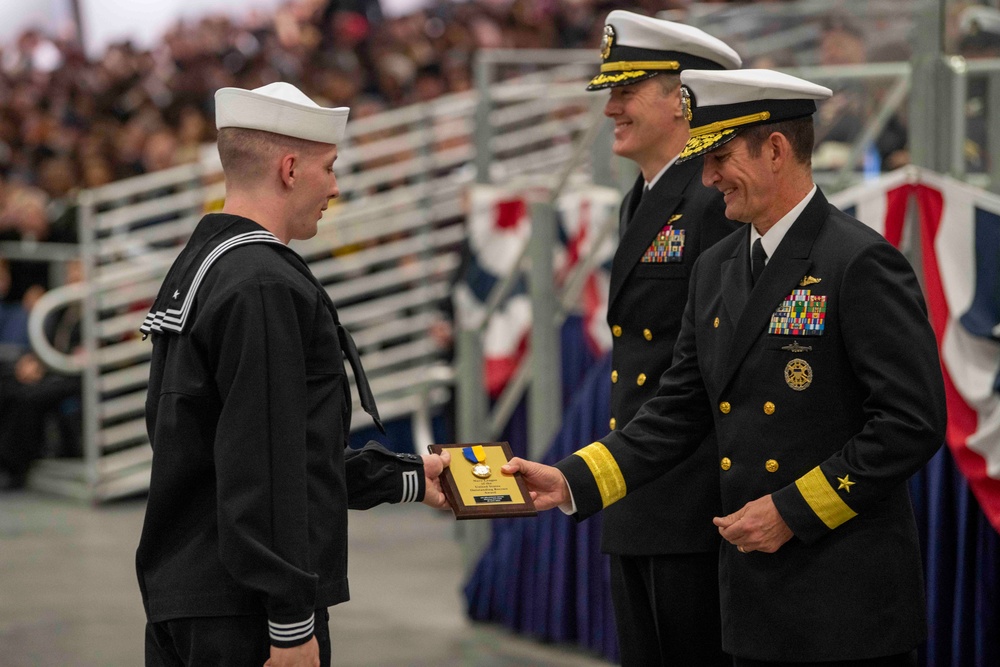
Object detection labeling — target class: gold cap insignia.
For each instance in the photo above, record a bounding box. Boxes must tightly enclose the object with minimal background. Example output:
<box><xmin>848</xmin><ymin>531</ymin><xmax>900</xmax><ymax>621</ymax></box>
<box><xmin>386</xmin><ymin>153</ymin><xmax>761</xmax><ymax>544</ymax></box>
<box><xmin>600</xmin><ymin>25</ymin><xmax>615</xmax><ymax>60</ymax></box>
<box><xmin>800</xmin><ymin>275</ymin><xmax>822</xmax><ymax>287</ymax></box>
<box><xmin>680</xmin><ymin>86</ymin><xmax>693</xmax><ymax>122</ymax></box>
<box><xmin>784</xmin><ymin>358</ymin><xmax>813</xmax><ymax>391</ymax></box>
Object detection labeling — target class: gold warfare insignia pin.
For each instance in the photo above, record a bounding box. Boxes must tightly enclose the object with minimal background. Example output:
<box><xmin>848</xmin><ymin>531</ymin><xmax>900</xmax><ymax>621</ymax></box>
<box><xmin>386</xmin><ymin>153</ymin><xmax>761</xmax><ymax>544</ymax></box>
<box><xmin>680</xmin><ymin>86</ymin><xmax>693</xmax><ymax>122</ymax></box>
<box><xmin>780</xmin><ymin>340</ymin><xmax>813</xmax><ymax>353</ymax></box>
<box><xmin>668</xmin><ymin>214</ymin><xmax>682</xmax><ymax>223</ymax></box>
<box><xmin>784</xmin><ymin>358</ymin><xmax>813</xmax><ymax>391</ymax></box>
<box><xmin>799</xmin><ymin>275</ymin><xmax>822</xmax><ymax>287</ymax></box>
<box><xmin>837</xmin><ymin>474</ymin><xmax>856</xmax><ymax>492</ymax></box>
<box><xmin>600</xmin><ymin>25</ymin><xmax>615</xmax><ymax>60</ymax></box>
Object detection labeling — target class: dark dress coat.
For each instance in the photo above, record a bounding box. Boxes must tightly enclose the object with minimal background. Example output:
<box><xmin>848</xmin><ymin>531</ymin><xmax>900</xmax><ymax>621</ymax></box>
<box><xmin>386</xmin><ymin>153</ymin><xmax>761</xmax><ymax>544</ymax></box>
<box><xmin>603</xmin><ymin>155</ymin><xmax>739</xmax><ymax>555</ymax></box>
<box><xmin>136</xmin><ymin>215</ymin><xmax>425</xmax><ymax>645</ymax></box>
<box><xmin>558</xmin><ymin>189</ymin><xmax>947</xmax><ymax>661</ymax></box>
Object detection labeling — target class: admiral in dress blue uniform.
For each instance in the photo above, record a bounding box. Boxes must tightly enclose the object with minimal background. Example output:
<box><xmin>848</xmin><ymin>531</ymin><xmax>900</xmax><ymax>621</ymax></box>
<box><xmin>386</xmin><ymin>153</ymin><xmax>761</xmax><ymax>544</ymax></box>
<box><xmin>588</xmin><ymin>11</ymin><xmax>741</xmax><ymax>666</ymax></box>
<box><xmin>507</xmin><ymin>70</ymin><xmax>946</xmax><ymax>665</ymax></box>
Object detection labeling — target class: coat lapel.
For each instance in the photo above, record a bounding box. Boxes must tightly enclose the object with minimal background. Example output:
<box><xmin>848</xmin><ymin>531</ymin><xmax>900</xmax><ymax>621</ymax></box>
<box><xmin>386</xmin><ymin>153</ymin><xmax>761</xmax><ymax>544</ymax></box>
<box><xmin>608</xmin><ymin>157</ymin><xmax>702</xmax><ymax>308</ymax></box>
<box><xmin>719</xmin><ymin>189</ymin><xmax>830</xmax><ymax>391</ymax></box>
<box><xmin>720</xmin><ymin>226</ymin><xmax>752</xmax><ymax>327</ymax></box>
<box><xmin>619</xmin><ymin>176</ymin><xmax>644</xmax><ymax>239</ymax></box>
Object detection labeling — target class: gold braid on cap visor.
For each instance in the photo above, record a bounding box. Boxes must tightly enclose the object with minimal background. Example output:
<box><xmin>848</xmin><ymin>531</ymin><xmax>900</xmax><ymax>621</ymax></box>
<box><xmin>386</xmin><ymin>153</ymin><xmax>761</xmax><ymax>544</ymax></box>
<box><xmin>689</xmin><ymin>111</ymin><xmax>773</xmax><ymax>137</ymax></box>
<box><xmin>678</xmin><ymin>111</ymin><xmax>774</xmax><ymax>161</ymax></box>
<box><xmin>599</xmin><ymin>60</ymin><xmax>680</xmax><ymax>72</ymax></box>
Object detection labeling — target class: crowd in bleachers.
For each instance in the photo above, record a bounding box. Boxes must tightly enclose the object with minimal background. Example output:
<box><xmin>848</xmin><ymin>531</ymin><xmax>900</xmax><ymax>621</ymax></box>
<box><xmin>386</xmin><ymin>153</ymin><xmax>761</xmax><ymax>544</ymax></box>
<box><xmin>1</xmin><ymin>0</ymin><xmax>997</xmax><ymax>245</ymax></box>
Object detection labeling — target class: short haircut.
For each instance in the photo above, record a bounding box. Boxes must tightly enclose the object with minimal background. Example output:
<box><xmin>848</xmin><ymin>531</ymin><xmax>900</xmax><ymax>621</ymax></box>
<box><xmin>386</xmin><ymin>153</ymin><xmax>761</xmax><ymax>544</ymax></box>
<box><xmin>654</xmin><ymin>72</ymin><xmax>682</xmax><ymax>95</ymax></box>
<box><xmin>740</xmin><ymin>117</ymin><xmax>815</xmax><ymax>165</ymax></box>
<box><xmin>217</xmin><ymin>127</ymin><xmax>330</xmax><ymax>183</ymax></box>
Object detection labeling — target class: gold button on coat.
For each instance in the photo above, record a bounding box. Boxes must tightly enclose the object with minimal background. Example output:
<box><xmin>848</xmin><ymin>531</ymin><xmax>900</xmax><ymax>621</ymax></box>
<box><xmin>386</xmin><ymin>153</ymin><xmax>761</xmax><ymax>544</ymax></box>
<box><xmin>612</xmin><ymin>325</ymin><xmax>622</xmax><ymax>337</ymax></box>
<box><xmin>719</xmin><ymin>401</ymin><xmax>731</xmax><ymax>414</ymax></box>
<box><xmin>713</xmin><ymin>317</ymin><xmax>720</xmax><ymax>328</ymax></box>
<box><xmin>721</xmin><ymin>457</ymin><xmax>732</xmax><ymax>471</ymax></box>
<box><xmin>611</xmin><ymin>370</ymin><xmax>618</xmax><ymax>383</ymax></box>
<box><xmin>643</xmin><ymin>328</ymin><xmax>652</xmax><ymax>341</ymax></box>
<box><xmin>763</xmin><ymin>401</ymin><xmax>776</xmax><ymax>415</ymax></box>
<box><xmin>637</xmin><ymin>373</ymin><xmax>647</xmax><ymax>386</ymax></box>
<box><xmin>610</xmin><ymin>417</ymin><xmax>617</xmax><ymax>430</ymax></box>
<box><xmin>765</xmin><ymin>459</ymin><xmax>779</xmax><ymax>473</ymax></box>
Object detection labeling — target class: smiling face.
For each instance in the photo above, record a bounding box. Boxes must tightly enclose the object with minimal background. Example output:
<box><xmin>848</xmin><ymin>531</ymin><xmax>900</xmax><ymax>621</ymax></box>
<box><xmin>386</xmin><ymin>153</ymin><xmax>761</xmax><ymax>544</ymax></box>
<box><xmin>603</xmin><ymin>75</ymin><xmax>685</xmax><ymax>177</ymax></box>
<box><xmin>700</xmin><ymin>136</ymin><xmax>774</xmax><ymax>226</ymax></box>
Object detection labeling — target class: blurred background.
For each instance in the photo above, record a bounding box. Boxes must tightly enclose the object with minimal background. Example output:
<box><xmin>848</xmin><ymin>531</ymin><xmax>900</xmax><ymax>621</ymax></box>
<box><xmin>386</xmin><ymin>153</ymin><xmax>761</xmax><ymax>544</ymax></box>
<box><xmin>0</xmin><ymin>1</ymin><xmax>998</xmax><ymax>665</ymax></box>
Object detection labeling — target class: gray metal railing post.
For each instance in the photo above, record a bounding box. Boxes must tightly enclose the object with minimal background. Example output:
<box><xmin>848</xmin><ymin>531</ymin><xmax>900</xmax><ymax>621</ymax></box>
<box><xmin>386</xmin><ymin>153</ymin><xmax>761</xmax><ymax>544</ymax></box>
<box><xmin>988</xmin><ymin>69</ymin><xmax>1000</xmax><ymax>193</ymax></box>
<box><xmin>947</xmin><ymin>56</ymin><xmax>969</xmax><ymax>180</ymax></box>
<box><xmin>76</xmin><ymin>189</ymin><xmax>102</xmax><ymax>502</ymax></box>
<box><xmin>590</xmin><ymin>119</ymin><xmax>615</xmax><ymax>189</ymax></box>
<box><xmin>454</xmin><ymin>317</ymin><xmax>490</xmax><ymax>573</ymax></box>
<box><xmin>474</xmin><ymin>56</ymin><xmax>494</xmax><ymax>184</ymax></box>
<box><xmin>455</xmin><ymin>325</ymin><xmax>488</xmax><ymax>443</ymax></box>
<box><xmin>909</xmin><ymin>0</ymin><xmax>949</xmax><ymax>173</ymax></box>
<box><xmin>527</xmin><ymin>200</ymin><xmax>561</xmax><ymax>460</ymax></box>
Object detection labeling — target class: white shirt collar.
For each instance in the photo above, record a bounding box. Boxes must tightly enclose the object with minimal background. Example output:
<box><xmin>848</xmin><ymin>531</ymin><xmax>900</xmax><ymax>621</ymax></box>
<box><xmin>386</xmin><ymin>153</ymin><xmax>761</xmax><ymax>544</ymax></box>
<box><xmin>749</xmin><ymin>184</ymin><xmax>817</xmax><ymax>265</ymax></box>
<box><xmin>645</xmin><ymin>154</ymin><xmax>679</xmax><ymax>191</ymax></box>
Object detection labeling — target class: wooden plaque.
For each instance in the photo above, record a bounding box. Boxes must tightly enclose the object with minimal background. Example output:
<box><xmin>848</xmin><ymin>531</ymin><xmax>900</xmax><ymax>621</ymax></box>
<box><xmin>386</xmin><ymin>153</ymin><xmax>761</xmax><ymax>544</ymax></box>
<box><xmin>427</xmin><ymin>442</ymin><xmax>537</xmax><ymax>520</ymax></box>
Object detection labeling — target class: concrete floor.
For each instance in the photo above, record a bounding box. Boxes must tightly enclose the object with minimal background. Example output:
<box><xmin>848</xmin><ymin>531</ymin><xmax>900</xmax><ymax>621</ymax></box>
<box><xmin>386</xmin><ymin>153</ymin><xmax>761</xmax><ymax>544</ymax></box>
<box><xmin>0</xmin><ymin>492</ymin><xmax>614</xmax><ymax>667</ymax></box>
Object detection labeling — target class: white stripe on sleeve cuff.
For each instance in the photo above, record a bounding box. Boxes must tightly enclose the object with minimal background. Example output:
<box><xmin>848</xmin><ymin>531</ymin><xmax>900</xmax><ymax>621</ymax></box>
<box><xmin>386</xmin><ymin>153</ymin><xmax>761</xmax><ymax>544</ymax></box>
<box><xmin>269</xmin><ymin>614</ymin><xmax>315</xmax><ymax>644</ymax></box>
<box><xmin>401</xmin><ymin>470</ymin><xmax>419</xmax><ymax>503</ymax></box>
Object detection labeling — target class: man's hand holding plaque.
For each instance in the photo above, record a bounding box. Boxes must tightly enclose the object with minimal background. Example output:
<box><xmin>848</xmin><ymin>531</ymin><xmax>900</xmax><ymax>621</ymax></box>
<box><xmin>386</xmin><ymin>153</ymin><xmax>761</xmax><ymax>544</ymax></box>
<box><xmin>426</xmin><ymin>442</ymin><xmax>537</xmax><ymax>519</ymax></box>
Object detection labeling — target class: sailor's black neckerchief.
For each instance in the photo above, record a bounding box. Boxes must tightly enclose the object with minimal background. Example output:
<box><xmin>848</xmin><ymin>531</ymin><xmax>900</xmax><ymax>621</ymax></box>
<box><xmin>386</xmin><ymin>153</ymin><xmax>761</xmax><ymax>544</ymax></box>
<box><xmin>140</xmin><ymin>214</ymin><xmax>385</xmax><ymax>434</ymax></box>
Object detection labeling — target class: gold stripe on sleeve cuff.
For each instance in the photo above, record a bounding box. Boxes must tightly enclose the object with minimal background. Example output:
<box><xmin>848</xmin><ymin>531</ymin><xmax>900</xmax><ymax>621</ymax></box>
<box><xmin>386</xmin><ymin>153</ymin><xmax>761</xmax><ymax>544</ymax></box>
<box><xmin>574</xmin><ymin>442</ymin><xmax>627</xmax><ymax>508</ymax></box>
<box><xmin>794</xmin><ymin>466</ymin><xmax>858</xmax><ymax>529</ymax></box>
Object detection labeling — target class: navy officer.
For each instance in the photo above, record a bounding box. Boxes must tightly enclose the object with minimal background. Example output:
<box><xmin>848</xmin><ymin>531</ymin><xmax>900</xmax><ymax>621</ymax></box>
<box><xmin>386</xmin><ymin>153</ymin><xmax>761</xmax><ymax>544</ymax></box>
<box><xmin>506</xmin><ymin>69</ymin><xmax>946</xmax><ymax>666</ymax></box>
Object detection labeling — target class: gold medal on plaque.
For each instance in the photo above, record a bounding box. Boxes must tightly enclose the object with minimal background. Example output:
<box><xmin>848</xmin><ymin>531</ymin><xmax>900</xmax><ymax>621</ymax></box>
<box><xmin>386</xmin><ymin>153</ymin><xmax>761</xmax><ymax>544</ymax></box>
<box><xmin>464</xmin><ymin>445</ymin><xmax>491</xmax><ymax>478</ymax></box>
<box><xmin>428</xmin><ymin>442</ymin><xmax>537</xmax><ymax>520</ymax></box>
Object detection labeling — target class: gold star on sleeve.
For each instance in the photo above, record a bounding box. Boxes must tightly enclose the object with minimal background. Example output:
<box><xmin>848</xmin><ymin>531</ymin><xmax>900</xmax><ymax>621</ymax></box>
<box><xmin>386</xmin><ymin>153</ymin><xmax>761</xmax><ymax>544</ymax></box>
<box><xmin>837</xmin><ymin>475</ymin><xmax>856</xmax><ymax>493</ymax></box>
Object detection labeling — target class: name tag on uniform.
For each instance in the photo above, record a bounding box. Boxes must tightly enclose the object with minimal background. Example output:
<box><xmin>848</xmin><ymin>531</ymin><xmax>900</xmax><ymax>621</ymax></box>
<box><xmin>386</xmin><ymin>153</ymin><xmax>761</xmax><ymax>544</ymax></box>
<box><xmin>641</xmin><ymin>217</ymin><xmax>685</xmax><ymax>263</ymax></box>
<box><xmin>768</xmin><ymin>289</ymin><xmax>827</xmax><ymax>336</ymax></box>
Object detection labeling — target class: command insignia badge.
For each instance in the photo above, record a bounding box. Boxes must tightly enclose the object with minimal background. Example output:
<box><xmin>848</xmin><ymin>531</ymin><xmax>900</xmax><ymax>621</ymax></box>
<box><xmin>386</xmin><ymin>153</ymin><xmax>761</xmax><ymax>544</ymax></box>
<box><xmin>780</xmin><ymin>340</ymin><xmax>813</xmax><ymax>353</ymax></box>
<box><xmin>784</xmin><ymin>358</ymin><xmax>813</xmax><ymax>391</ymax></box>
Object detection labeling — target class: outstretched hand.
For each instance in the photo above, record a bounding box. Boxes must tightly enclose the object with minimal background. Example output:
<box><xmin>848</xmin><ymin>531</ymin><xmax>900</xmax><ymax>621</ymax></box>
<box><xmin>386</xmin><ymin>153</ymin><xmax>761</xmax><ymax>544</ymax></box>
<box><xmin>420</xmin><ymin>449</ymin><xmax>451</xmax><ymax>509</ymax></box>
<box><xmin>264</xmin><ymin>637</ymin><xmax>320</xmax><ymax>667</ymax></box>
<box><xmin>713</xmin><ymin>494</ymin><xmax>793</xmax><ymax>554</ymax></box>
<box><xmin>501</xmin><ymin>457</ymin><xmax>570</xmax><ymax>511</ymax></box>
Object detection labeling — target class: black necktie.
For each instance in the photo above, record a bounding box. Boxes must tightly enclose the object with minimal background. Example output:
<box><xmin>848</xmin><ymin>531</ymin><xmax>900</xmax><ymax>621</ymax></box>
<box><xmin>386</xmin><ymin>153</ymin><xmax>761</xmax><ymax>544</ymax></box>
<box><xmin>751</xmin><ymin>238</ymin><xmax>767</xmax><ymax>286</ymax></box>
<box><xmin>622</xmin><ymin>184</ymin><xmax>648</xmax><ymax>238</ymax></box>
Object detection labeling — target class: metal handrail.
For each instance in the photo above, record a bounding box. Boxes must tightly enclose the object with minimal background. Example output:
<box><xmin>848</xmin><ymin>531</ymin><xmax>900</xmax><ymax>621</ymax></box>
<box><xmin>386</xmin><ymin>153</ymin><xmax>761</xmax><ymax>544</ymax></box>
<box><xmin>26</xmin><ymin>281</ymin><xmax>86</xmax><ymax>373</ymax></box>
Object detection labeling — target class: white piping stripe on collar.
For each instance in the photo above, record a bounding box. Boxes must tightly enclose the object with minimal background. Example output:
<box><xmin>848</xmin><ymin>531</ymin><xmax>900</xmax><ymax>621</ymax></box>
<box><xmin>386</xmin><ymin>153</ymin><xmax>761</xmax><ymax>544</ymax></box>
<box><xmin>401</xmin><ymin>470</ymin><xmax>419</xmax><ymax>503</ymax></box>
<box><xmin>140</xmin><ymin>231</ymin><xmax>283</xmax><ymax>335</ymax></box>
